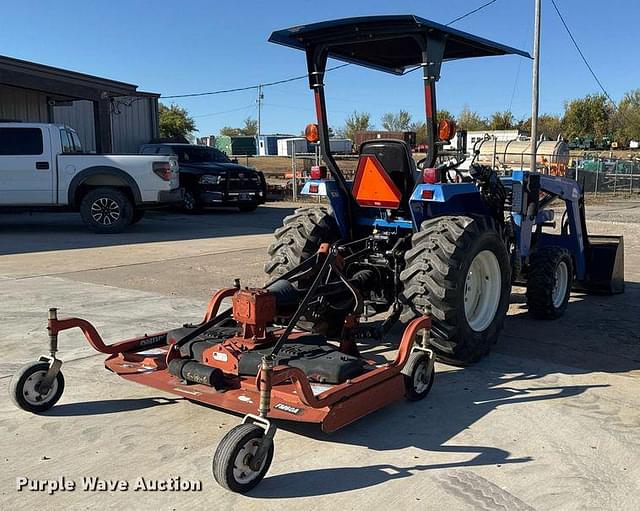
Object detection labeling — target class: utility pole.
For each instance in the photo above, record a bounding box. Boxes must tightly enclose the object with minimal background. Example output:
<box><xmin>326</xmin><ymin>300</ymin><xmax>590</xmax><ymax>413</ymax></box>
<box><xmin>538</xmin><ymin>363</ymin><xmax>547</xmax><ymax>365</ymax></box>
<box><xmin>257</xmin><ymin>84</ymin><xmax>264</xmax><ymax>138</ymax></box>
<box><xmin>530</xmin><ymin>0</ymin><xmax>541</xmax><ymax>171</ymax></box>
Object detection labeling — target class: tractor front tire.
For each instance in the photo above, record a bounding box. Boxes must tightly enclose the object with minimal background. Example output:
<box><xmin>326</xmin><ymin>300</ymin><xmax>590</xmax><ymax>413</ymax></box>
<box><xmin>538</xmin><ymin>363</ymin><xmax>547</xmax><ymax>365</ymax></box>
<box><xmin>400</xmin><ymin>216</ymin><xmax>511</xmax><ymax>365</ymax></box>
<box><xmin>264</xmin><ymin>206</ymin><xmax>339</xmax><ymax>281</ymax></box>
<box><xmin>526</xmin><ymin>246</ymin><xmax>573</xmax><ymax>319</ymax></box>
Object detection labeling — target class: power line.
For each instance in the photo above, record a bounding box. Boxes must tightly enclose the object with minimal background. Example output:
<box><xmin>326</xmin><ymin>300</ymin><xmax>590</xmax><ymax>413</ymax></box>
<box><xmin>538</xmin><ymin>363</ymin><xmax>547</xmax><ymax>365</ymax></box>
<box><xmin>446</xmin><ymin>0</ymin><xmax>499</xmax><ymax>26</ymax></box>
<box><xmin>192</xmin><ymin>104</ymin><xmax>256</xmax><ymax>118</ymax></box>
<box><xmin>550</xmin><ymin>0</ymin><xmax>614</xmax><ymax>103</ymax></box>
<box><xmin>508</xmin><ymin>57</ymin><xmax>522</xmax><ymax>112</ymax></box>
<box><xmin>164</xmin><ymin>3</ymin><xmax>500</xmax><ymax>100</ymax></box>
<box><xmin>162</xmin><ymin>63</ymin><xmax>350</xmax><ymax>99</ymax></box>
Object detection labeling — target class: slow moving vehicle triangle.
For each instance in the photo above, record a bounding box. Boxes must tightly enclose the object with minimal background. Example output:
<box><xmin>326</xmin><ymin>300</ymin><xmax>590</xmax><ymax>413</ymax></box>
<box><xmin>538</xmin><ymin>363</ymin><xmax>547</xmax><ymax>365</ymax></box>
<box><xmin>352</xmin><ymin>155</ymin><xmax>402</xmax><ymax>208</ymax></box>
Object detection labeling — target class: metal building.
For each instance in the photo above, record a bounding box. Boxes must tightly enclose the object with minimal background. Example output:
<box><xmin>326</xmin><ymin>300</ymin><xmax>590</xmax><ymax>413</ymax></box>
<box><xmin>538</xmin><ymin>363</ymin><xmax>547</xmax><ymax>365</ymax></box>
<box><xmin>0</xmin><ymin>55</ymin><xmax>159</xmax><ymax>153</ymax></box>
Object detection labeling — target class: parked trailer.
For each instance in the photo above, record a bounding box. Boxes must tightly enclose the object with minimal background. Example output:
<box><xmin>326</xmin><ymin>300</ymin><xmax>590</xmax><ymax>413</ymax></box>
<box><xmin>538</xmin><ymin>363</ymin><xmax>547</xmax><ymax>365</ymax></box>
<box><xmin>328</xmin><ymin>138</ymin><xmax>353</xmax><ymax>154</ymax></box>
<box><xmin>257</xmin><ymin>134</ymin><xmax>294</xmax><ymax>156</ymax></box>
<box><xmin>353</xmin><ymin>131</ymin><xmax>416</xmax><ymax>152</ymax></box>
<box><xmin>475</xmin><ymin>138</ymin><xmax>570</xmax><ymax>174</ymax></box>
<box><xmin>277</xmin><ymin>137</ymin><xmax>312</xmax><ymax>156</ymax></box>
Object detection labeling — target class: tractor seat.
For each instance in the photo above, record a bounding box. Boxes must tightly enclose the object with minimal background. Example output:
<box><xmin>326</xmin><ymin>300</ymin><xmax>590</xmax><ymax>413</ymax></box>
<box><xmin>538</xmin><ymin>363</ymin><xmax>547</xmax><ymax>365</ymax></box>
<box><xmin>358</xmin><ymin>139</ymin><xmax>419</xmax><ymax>212</ymax></box>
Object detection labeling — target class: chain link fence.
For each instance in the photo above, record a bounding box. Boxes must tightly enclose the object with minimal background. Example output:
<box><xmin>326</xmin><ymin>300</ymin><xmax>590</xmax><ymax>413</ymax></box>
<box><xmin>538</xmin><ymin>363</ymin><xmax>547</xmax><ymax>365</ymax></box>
<box><xmin>267</xmin><ymin>147</ymin><xmax>640</xmax><ymax>203</ymax></box>
<box><xmin>568</xmin><ymin>156</ymin><xmax>640</xmax><ymax>196</ymax></box>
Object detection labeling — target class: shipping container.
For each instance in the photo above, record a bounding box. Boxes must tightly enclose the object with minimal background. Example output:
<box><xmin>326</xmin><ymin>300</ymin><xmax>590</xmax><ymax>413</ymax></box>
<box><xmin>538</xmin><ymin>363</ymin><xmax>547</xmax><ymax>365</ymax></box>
<box><xmin>215</xmin><ymin>135</ymin><xmax>257</xmax><ymax>156</ymax></box>
<box><xmin>257</xmin><ymin>134</ymin><xmax>293</xmax><ymax>156</ymax></box>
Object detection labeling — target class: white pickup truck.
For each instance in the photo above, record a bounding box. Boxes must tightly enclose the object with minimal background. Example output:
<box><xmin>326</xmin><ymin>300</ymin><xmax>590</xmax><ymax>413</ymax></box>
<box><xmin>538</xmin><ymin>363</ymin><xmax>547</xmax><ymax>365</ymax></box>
<box><xmin>0</xmin><ymin>122</ymin><xmax>182</xmax><ymax>233</ymax></box>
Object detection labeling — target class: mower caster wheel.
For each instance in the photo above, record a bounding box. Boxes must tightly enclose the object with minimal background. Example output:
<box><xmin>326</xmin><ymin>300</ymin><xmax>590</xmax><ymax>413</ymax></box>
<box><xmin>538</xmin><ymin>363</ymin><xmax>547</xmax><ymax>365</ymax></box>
<box><xmin>212</xmin><ymin>423</ymin><xmax>274</xmax><ymax>493</ymax></box>
<box><xmin>402</xmin><ymin>352</ymin><xmax>434</xmax><ymax>401</ymax></box>
<box><xmin>9</xmin><ymin>361</ymin><xmax>65</xmax><ymax>413</ymax></box>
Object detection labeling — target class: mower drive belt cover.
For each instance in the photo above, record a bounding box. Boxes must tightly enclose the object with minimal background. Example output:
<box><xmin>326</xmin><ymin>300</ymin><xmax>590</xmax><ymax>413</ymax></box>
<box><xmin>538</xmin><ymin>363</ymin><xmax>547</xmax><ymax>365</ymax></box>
<box><xmin>238</xmin><ymin>336</ymin><xmax>366</xmax><ymax>384</ymax></box>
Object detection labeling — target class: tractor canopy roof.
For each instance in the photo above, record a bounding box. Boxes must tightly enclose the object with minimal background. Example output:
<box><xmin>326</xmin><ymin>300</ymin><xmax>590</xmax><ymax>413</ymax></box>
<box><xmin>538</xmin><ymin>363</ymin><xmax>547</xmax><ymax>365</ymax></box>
<box><xmin>269</xmin><ymin>15</ymin><xmax>530</xmax><ymax>75</ymax></box>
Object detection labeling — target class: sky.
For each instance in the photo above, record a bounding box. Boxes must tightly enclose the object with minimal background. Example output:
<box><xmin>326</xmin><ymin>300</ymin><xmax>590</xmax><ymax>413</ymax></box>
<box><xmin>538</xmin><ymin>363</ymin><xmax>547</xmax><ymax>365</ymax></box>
<box><xmin>1</xmin><ymin>0</ymin><xmax>638</xmax><ymax>137</ymax></box>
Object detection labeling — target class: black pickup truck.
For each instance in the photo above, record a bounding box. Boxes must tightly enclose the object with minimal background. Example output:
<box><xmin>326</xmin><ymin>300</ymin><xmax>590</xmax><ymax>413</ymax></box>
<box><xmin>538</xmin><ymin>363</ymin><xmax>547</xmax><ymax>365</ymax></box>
<box><xmin>139</xmin><ymin>143</ymin><xmax>266</xmax><ymax>212</ymax></box>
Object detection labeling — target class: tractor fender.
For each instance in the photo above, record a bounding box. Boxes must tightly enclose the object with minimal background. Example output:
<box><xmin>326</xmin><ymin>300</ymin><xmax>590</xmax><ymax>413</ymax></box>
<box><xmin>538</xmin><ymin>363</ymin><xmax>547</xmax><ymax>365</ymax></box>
<box><xmin>409</xmin><ymin>183</ymin><xmax>491</xmax><ymax>228</ymax></box>
<box><xmin>409</xmin><ymin>182</ymin><xmax>478</xmax><ymax>203</ymax></box>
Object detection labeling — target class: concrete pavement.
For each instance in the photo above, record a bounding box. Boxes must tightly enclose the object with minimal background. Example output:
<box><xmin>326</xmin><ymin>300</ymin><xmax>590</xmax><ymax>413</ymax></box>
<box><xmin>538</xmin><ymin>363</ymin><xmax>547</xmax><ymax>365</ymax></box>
<box><xmin>1</xmin><ymin>202</ymin><xmax>639</xmax><ymax>510</ymax></box>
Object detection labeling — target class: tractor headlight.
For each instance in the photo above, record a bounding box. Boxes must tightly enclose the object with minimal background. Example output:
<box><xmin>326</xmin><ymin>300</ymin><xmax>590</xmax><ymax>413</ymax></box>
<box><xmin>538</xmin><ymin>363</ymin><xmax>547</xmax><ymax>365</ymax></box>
<box><xmin>200</xmin><ymin>174</ymin><xmax>224</xmax><ymax>185</ymax></box>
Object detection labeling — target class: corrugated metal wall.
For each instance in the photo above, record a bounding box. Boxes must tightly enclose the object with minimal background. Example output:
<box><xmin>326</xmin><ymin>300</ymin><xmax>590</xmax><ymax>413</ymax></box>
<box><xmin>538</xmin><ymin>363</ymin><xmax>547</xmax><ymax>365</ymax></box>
<box><xmin>1</xmin><ymin>85</ymin><xmax>157</xmax><ymax>154</ymax></box>
<box><xmin>0</xmin><ymin>84</ymin><xmax>49</xmax><ymax>122</ymax></box>
<box><xmin>52</xmin><ymin>100</ymin><xmax>96</xmax><ymax>151</ymax></box>
<box><xmin>110</xmin><ymin>96</ymin><xmax>156</xmax><ymax>153</ymax></box>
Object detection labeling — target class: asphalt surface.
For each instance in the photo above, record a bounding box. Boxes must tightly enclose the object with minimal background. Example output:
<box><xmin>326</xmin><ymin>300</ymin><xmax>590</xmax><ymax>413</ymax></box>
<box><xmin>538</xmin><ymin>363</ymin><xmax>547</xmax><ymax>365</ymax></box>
<box><xmin>0</xmin><ymin>201</ymin><xmax>639</xmax><ymax>510</ymax></box>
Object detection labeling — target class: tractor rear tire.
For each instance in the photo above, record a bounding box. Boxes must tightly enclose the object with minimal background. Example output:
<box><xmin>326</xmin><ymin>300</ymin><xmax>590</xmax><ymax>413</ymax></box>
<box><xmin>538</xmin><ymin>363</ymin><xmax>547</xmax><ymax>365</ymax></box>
<box><xmin>264</xmin><ymin>206</ymin><xmax>339</xmax><ymax>281</ymax></box>
<box><xmin>526</xmin><ymin>246</ymin><xmax>573</xmax><ymax>319</ymax></box>
<box><xmin>400</xmin><ymin>215</ymin><xmax>511</xmax><ymax>365</ymax></box>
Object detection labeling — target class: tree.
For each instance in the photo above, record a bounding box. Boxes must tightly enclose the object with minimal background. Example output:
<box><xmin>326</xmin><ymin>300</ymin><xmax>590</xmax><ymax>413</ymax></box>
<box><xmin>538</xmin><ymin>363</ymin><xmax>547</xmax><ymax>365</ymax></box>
<box><xmin>488</xmin><ymin>111</ymin><xmax>516</xmax><ymax>130</ymax></box>
<box><xmin>219</xmin><ymin>126</ymin><xmax>240</xmax><ymax>136</ymax></box>
<box><xmin>457</xmin><ymin>106</ymin><xmax>488</xmax><ymax>131</ymax></box>
<box><xmin>613</xmin><ymin>89</ymin><xmax>640</xmax><ymax>145</ymax></box>
<box><xmin>219</xmin><ymin>117</ymin><xmax>258</xmax><ymax>137</ymax></box>
<box><xmin>437</xmin><ymin>109</ymin><xmax>455</xmax><ymax>123</ymax></box>
<box><xmin>381</xmin><ymin>110</ymin><xmax>412</xmax><ymax>131</ymax></box>
<box><xmin>408</xmin><ymin>111</ymin><xmax>456</xmax><ymax>145</ymax></box>
<box><xmin>409</xmin><ymin>121</ymin><xmax>427</xmax><ymax>145</ymax></box>
<box><xmin>338</xmin><ymin>111</ymin><xmax>372</xmax><ymax>141</ymax></box>
<box><xmin>562</xmin><ymin>93</ymin><xmax>613</xmax><ymax>139</ymax></box>
<box><xmin>517</xmin><ymin>114</ymin><xmax>563</xmax><ymax>140</ymax></box>
<box><xmin>240</xmin><ymin>118</ymin><xmax>258</xmax><ymax>136</ymax></box>
<box><xmin>159</xmin><ymin>103</ymin><xmax>196</xmax><ymax>139</ymax></box>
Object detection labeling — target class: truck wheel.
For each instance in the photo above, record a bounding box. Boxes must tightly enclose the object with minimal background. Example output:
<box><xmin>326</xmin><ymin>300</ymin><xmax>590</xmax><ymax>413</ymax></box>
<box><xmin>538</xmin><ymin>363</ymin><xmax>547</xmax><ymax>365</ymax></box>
<box><xmin>131</xmin><ymin>209</ymin><xmax>145</xmax><ymax>224</ymax></box>
<box><xmin>181</xmin><ymin>189</ymin><xmax>202</xmax><ymax>213</ymax></box>
<box><xmin>264</xmin><ymin>206</ymin><xmax>339</xmax><ymax>281</ymax></box>
<box><xmin>80</xmin><ymin>188</ymin><xmax>134</xmax><ymax>234</ymax></box>
<box><xmin>526</xmin><ymin>246</ymin><xmax>573</xmax><ymax>319</ymax></box>
<box><xmin>400</xmin><ymin>216</ymin><xmax>511</xmax><ymax>365</ymax></box>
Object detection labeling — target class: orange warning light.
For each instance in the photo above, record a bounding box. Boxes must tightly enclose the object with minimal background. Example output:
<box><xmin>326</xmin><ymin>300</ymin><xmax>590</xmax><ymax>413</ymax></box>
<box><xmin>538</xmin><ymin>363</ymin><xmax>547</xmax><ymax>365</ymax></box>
<box><xmin>352</xmin><ymin>155</ymin><xmax>402</xmax><ymax>209</ymax></box>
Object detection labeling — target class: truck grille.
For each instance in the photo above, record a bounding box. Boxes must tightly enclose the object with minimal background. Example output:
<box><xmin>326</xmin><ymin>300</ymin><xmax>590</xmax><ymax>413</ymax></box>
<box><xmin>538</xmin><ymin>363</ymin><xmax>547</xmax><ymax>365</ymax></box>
<box><xmin>227</xmin><ymin>173</ymin><xmax>260</xmax><ymax>193</ymax></box>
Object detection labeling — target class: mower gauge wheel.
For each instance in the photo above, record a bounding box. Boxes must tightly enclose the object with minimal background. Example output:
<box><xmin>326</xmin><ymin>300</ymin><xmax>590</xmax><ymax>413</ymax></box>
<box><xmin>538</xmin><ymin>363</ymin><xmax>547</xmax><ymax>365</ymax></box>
<box><xmin>213</xmin><ymin>424</ymin><xmax>274</xmax><ymax>493</ymax></box>
<box><xmin>9</xmin><ymin>361</ymin><xmax>65</xmax><ymax>413</ymax></box>
<box><xmin>402</xmin><ymin>352</ymin><xmax>435</xmax><ymax>401</ymax></box>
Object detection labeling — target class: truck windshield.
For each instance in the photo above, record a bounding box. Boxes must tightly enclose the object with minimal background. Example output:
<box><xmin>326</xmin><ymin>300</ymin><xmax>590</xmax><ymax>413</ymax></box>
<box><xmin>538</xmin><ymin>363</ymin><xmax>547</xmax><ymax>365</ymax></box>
<box><xmin>173</xmin><ymin>146</ymin><xmax>230</xmax><ymax>164</ymax></box>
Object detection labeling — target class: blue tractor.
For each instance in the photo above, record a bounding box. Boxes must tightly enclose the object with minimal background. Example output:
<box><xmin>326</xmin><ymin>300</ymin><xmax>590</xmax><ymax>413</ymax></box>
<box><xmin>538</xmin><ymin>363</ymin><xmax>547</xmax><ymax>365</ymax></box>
<box><xmin>265</xmin><ymin>15</ymin><xmax>624</xmax><ymax>364</ymax></box>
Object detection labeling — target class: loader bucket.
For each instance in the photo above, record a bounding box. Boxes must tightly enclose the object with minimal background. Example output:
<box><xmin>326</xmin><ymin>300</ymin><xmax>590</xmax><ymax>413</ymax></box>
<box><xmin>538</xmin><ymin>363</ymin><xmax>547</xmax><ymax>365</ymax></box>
<box><xmin>579</xmin><ymin>235</ymin><xmax>625</xmax><ymax>294</ymax></box>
